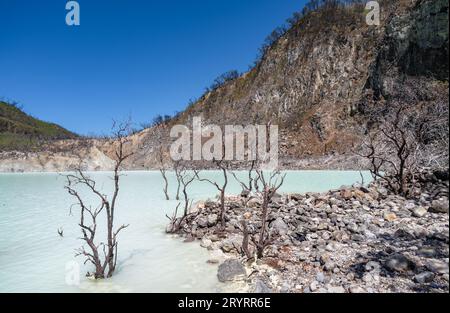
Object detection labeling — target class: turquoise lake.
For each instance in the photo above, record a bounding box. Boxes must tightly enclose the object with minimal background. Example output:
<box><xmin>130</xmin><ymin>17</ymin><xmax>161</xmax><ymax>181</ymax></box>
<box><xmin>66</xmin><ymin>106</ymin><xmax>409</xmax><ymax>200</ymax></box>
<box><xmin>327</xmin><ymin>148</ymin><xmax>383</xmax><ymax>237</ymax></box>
<box><xmin>0</xmin><ymin>171</ymin><xmax>372</xmax><ymax>293</ymax></box>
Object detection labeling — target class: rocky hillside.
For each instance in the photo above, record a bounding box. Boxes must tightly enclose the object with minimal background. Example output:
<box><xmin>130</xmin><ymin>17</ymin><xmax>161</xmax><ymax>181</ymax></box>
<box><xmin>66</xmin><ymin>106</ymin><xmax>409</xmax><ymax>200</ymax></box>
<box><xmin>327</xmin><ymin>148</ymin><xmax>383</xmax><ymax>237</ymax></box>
<box><xmin>0</xmin><ymin>0</ymin><xmax>448</xmax><ymax>172</ymax></box>
<box><xmin>0</xmin><ymin>101</ymin><xmax>77</xmax><ymax>151</ymax></box>
<box><xmin>129</xmin><ymin>0</ymin><xmax>448</xmax><ymax>170</ymax></box>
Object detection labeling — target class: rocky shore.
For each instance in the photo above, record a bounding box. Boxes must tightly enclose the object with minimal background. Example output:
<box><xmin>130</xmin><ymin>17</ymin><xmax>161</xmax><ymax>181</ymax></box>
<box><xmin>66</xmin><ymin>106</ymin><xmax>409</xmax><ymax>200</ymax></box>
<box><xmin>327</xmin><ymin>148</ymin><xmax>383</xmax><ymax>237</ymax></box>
<box><xmin>174</xmin><ymin>170</ymin><xmax>449</xmax><ymax>293</ymax></box>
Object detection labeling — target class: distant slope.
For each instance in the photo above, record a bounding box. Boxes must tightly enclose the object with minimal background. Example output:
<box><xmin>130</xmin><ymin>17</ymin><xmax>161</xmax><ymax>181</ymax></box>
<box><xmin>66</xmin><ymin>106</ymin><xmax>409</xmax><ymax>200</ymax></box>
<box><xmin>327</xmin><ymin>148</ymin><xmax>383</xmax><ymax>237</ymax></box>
<box><xmin>0</xmin><ymin>101</ymin><xmax>77</xmax><ymax>151</ymax></box>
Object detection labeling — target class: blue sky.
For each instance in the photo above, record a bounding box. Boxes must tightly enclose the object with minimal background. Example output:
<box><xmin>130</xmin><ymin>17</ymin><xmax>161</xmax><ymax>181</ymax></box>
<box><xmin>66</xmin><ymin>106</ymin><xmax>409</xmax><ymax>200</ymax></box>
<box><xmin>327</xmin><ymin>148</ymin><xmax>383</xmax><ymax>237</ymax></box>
<box><xmin>0</xmin><ymin>0</ymin><xmax>307</xmax><ymax>135</ymax></box>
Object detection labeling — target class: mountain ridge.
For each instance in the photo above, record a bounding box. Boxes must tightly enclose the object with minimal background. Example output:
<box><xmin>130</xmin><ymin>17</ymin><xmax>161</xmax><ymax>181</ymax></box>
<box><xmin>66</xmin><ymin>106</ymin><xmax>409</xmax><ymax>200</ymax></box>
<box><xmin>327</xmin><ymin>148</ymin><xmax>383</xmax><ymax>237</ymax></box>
<box><xmin>0</xmin><ymin>101</ymin><xmax>77</xmax><ymax>151</ymax></box>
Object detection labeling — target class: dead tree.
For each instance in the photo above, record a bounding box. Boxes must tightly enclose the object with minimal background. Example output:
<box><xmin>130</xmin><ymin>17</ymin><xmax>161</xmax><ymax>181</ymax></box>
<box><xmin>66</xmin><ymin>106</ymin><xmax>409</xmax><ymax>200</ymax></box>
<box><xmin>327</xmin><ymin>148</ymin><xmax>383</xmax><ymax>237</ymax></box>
<box><xmin>166</xmin><ymin>165</ymin><xmax>197</xmax><ymax>234</ymax></box>
<box><xmin>65</xmin><ymin>121</ymin><xmax>132</xmax><ymax>279</ymax></box>
<box><xmin>231</xmin><ymin>160</ymin><xmax>257</xmax><ymax>196</ymax></box>
<box><xmin>358</xmin><ymin>106</ymin><xmax>422</xmax><ymax>196</ymax></box>
<box><xmin>157</xmin><ymin>145</ymin><xmax>170</xmax><ymax>201</ymax></box>
<box><xmin>174</xmin><ymin>161</ymin><xmax>182</xmax><ymax>201</ymax></box>
<box><xmin>251</xmin><ymin>169</ymin><xmax>286</xmax><ymax>258</ymax></box>
<box><xmin>196</xmin><ymin>159</ymin><xmax>229</xmax><ymax>228</ymax></box>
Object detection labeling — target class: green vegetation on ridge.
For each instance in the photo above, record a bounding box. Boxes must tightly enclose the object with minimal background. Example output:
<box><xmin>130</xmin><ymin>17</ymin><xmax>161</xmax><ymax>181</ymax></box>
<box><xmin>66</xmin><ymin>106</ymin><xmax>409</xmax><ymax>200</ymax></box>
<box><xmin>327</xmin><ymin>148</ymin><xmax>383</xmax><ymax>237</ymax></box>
<box><xmin>0</xmin><ymin>101</ymin><xmax>77</xmax><ymax>151</ymax></box>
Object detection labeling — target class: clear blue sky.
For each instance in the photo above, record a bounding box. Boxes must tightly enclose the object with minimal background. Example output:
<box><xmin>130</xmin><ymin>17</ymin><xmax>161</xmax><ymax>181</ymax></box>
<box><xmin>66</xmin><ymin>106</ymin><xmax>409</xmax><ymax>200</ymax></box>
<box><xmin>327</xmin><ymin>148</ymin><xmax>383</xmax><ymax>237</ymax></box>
<box><xmin>0</xmin><ymin>0</ymin><xmax>307</xmax><ymax>136</ymax></box>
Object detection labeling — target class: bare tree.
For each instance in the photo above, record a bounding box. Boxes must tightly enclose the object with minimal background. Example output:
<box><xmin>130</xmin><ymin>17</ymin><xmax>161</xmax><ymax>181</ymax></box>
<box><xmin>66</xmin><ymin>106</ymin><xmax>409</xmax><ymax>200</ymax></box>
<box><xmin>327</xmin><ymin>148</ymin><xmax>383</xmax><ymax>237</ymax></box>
<box><xmin>65</xmin><ymin>121</ymin><xmax>133</xmax><ymax>279</ymax></box>
<box><xmin>166</xmin><ymin>165</ymin><xmax>197</xmax><ymax>234</ymax></box>
<box><xmin>358</xmin><ymin>106</ymin><xmax>423</xmax><ymax>196</ymax></box>
<box><xmin>174</xmin><ymin>161</ymin><xmax>182</xmax><ymax>201</ymax></box>
<box><xmin>231</xmin><ymin>160</ymin><xmax>257</xmax><ymax>196</ymax></box>
<box><xmin>157</xmin><ymin>145</ymin><xmax>170</xmax><ymax>201</ymax></box>
<box><xmin>251</xmin><ymin>169</ymin><xmax>286</xmax><ymax>258</ymax></box>
<box><xmin>196</xmin><ymin>160</ymin><xmax>229</xmax><ymax>228</ymax></box>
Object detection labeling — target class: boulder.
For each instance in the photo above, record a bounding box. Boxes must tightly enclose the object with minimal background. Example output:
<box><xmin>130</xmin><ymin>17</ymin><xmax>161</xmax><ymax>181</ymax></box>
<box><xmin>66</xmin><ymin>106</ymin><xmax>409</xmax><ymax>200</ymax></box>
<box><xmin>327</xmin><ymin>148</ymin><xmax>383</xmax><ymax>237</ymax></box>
<box><xmin>220</xmin><ymin>235</ymin><xmax>243</xmax><ymax>253</ymax></box>
<box><xmin>429</xmin><ymin>199</ymin><xmax>449</xmax><ymax>214</ymax></box>
<box><xmin>426</xmin><ymin>259</ymin><xmax>449</xmax><ymax>274</ymax></box>
<box><xmin>207</xmin><ymin>214</ymin><xmax>219</xmax><ymax>227</ymax></box>
<box><xmin>217</xmin><ymin>259</ymin><xmax>246</xmax><ymax>282</ymax></box>
<box><xmin>414</xmin><ymin>272</ymin><xmax>435</xmax><ymax>284</ymax></box>
<box><xmin>270</xmin><ymin>217</ymin><xmax>289</xmax><ymax>235</ymax></box>
<box><xmin>385</xmin><ymin>254</ymin><xmax>416</xmax><ymax>273</ymax></box>
<box><xmin>197</xmin><ymin>216</ymin><xmax>208</xmax><ymax>228</ymax></box>
<box><xmin>247</xmin><ymin>198</ymin><xmax>261</xmax><ymax>208</ymax></box>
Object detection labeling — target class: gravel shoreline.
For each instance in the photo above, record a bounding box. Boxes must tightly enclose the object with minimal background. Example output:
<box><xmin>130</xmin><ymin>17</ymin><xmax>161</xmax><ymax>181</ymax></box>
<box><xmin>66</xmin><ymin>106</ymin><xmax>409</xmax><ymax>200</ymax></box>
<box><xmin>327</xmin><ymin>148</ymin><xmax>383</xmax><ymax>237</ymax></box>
<box><xmin>173</xmin><ymin>170</ymin><xmax>449</xmax><ymax>293</ymax></box>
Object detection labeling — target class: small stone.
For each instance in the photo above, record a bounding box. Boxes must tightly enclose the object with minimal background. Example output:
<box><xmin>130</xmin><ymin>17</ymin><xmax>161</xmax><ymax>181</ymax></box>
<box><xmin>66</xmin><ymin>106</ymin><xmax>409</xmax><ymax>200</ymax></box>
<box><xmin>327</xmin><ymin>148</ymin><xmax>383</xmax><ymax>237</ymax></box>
<box><xmin>414</xmin><ymin>272</ymin><xmax>435</xmax><ymax>284</ymax></box>
<box><xmin>200</xmin><ymin>238</ymin><xmax>212</xmax><ymax>249</ymax></box>
<box><xmin>340</xmin><ymin>189</ymin><xmax>353</xmax><ymax>200</ymax></box>
<box><xmin>207</xmin><ymin>214</ymin><xmax>218</xmax><ymax>227</ymax></box>
<box><xmin>247</xmin><ymin>198</ymin><xmax>261</xmax><ymax>208</ymax></box>
<box><xmin>197</xmin><ymin>217</ymin><xmax>208</xmax><ymax>228</ymax></box>
<box><xmin>253</xmin><ymin>279</ymin><xmax>272</xmax><ymax>293</ymax></box>
<box><xmin>324</xmin><ymin>262</ymin><xmax>336</xmax><ymax>272</ymax></box>
<box><xmin>351</xmin><ymin>234</ymin><xmax>365</xmax><ymax>242</ymax></box>
<box><xmin>327</xmin><ymin>286</ymin><xmax>346</xmax><ymax>293</ymax></box>
<box><xmin>207</xmin><ymin>259</ymin><xmax>220</xmax><ymax>265</ymax></box>
<box><xmin>316</xmin><ymin>272</ymin><xmax>326</xmax><ymax>283</ymax></box>
<box><xmin>363</xmin><ymin>273</ymin><xmax>373</xmax><ymax>283</ymax></box>
<box><xmin>217</xmin><ymin>259</ymin><xmax>246</xmax><ymax>282</ymax></box>
<box><xmin>365</xmin><ymin>261</ymin><xmax>381</xmax><ymax>272</ymax></box>
<box><xmin>383</xmin><ymin>212</ymin><xmax>397</xmax><ymax>222</ymax></box>
<box><xmin>412</xmin><ymin>207</ymin><xmax>428</xmax><ymax>218</ymax></box>
<box><xmin>310</xmin><ymin>281</ymin><xmax>319</xmax><ymax>292</ymax></box>
<box><xmin>349</xmin><ymin>286</ymin><xmax>366</xmax><ymax>293</ymax></box>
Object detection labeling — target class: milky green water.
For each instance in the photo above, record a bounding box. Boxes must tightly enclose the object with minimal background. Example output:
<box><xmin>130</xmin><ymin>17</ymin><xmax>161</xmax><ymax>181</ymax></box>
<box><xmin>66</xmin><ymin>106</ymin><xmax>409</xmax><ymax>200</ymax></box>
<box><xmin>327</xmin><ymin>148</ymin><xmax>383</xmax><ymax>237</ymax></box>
<box><xmin>0</xmin><ymin>171</ymin><xmax>372</xmax><ymax>293</ymax></box>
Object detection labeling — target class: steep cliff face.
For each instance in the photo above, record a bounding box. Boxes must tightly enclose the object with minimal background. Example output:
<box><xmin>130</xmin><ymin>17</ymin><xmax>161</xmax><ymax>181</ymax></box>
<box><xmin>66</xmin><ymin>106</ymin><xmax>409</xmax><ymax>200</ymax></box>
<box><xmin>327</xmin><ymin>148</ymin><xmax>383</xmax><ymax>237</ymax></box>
<box><xmin>170</xmin><ymin>0</ymin><xmax>448</xmax><ymax>160</ymax></box>
<box><xmin>0</xmin><ymin>0</ymin><xmax>448</xmax><ymax>172</ymax></box>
